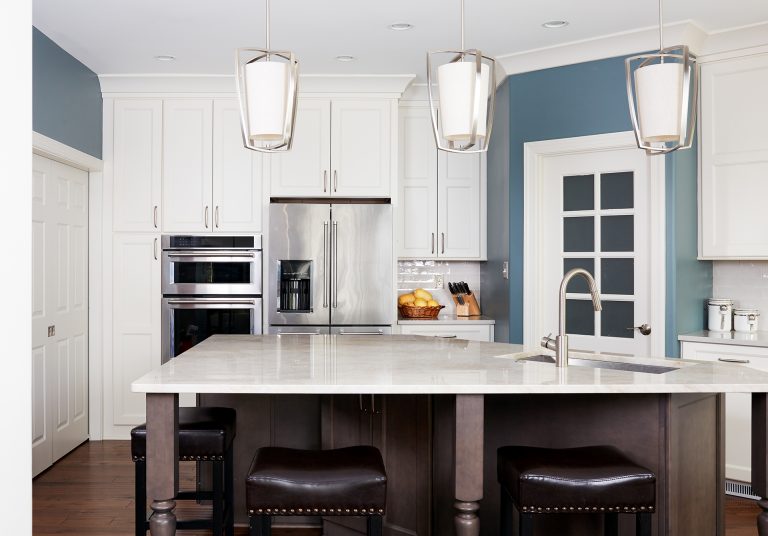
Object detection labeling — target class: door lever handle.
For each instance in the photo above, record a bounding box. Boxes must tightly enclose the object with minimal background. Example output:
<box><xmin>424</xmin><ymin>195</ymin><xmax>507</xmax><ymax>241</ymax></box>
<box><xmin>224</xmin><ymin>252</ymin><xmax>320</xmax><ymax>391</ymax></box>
<box><xmin>626</xmin><ymin>324</ymin><xmax>652</xmax><ymax>336</ymax></box>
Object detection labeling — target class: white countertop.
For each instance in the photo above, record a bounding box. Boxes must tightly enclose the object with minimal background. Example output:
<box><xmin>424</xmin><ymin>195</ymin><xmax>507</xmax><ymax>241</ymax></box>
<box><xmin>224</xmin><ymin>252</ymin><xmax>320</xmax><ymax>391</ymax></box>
<box><xmin>131</xmin><ymin>334</ymin><xmax>768</xmax><ymax>395</ymax></box>
<box><xmin>397</xmin><ymin>314</ymin><xmax>495</xmax><ymax>325</ymax></box>
<box><xmin>679</xmin><ymin>330</ymin><xmax>768</xmax><ymax>348</ymax></box>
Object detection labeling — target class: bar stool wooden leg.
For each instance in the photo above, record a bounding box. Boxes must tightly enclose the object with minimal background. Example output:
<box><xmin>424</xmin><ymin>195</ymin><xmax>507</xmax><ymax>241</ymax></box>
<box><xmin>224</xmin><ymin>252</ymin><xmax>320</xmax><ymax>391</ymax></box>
<box><xmin>367</xmin><ymin>515</ymin><xmax>383</xmax><ymax>536</ymax></box>
<box><xmin>212</xmin><ymin>459</ymin><xmax>224</xmax><ymax>536</ymax></box>
<box><xmin>135</xmin><ymin>460</ymin><xmax>147</xmax><ymax>536</ymax></box>
<box><xmin>636</xmin><ymin>512</ymin><xmax>652</xmax><ymax>536</ymax></box>
<box><xmin>518</xmin><ymin>510</ymin><xmax>533</xmax><ymax>536</ymax></box>
<box><xmin>249</xmin><ymin>514</ymin><xmax>271</xmax><ymax>536</ymax></box>
<box><xmin>604</xmin><ymin>512</ymin><xmax>619</xmax><ymax>536</ymax></box>
<box><xmin>225</xmin><ymin>447</ymin><xmax>234</xmax><ymax>536</ymax></box>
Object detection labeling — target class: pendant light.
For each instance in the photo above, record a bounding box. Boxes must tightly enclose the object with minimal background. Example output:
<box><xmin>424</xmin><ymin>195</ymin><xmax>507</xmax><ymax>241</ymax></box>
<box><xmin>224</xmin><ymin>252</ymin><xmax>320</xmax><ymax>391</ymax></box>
<box><xmin>625</xmin><ymin>0</ymin><xmax>698</xmax><ymax>155</ymax></box>
<box><xmin>235</xmin><ymin>0</ymin><xmax>299</xmax><ymax>152</ymax></box>
<box><xmin>427</xmin><ymin>0</ymin><xmax>497</xmax><ymax>153</ymax></box>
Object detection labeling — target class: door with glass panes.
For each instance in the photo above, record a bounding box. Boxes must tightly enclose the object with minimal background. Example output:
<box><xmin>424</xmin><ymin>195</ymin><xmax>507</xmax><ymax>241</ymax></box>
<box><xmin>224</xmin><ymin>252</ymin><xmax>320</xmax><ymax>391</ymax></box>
<box><xmin>540</xmin><ymin>147</ymin><xmax>656</xmax><ymax>356</ymax></box>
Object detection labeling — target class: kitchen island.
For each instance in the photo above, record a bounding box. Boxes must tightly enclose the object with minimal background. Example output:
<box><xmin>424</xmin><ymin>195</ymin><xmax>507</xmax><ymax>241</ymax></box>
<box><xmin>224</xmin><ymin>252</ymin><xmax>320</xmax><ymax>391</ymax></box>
<box><xmin>132</xmin><ymin>334</ymin><xmax>768</xmax><ymax>536</ymax></box>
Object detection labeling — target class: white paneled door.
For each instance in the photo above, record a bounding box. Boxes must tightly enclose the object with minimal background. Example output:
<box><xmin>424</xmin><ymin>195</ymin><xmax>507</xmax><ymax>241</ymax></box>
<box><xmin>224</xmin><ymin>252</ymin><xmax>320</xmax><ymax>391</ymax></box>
<box><xmin>525</xmin><ymin>133</ymin><xmax>664</xmax><ymax>357</ymax></box>
<box><xmin>32</xmin><ymin>154</ymin><xmax>89</xmax><ymax>476</ymax></box>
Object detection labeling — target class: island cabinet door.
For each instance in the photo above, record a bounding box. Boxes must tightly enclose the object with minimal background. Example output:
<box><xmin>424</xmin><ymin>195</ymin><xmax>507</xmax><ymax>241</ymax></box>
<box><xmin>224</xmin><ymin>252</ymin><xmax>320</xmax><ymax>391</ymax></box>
<box><xmin>320</xmin><ymin>395</ymin><xmax>431</xmax><ymax>536</ymax></box>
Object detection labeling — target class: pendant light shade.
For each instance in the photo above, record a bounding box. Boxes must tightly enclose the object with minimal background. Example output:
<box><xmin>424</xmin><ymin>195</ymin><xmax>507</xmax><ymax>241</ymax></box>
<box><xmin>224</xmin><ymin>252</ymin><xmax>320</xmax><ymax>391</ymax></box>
<box><xmin>625</xmin><ymin>0</ymin><xmax>697</xmax><ymax>155</ymax></box>
<box><xmin>427</xmin><ymin>0</ymin><xmax>496</xmax><ymax>153</ymax></box>
<box><xmin>235</xmin><ymin>0</ymin><xmax>299</xmax><ymax>152</ymax></box>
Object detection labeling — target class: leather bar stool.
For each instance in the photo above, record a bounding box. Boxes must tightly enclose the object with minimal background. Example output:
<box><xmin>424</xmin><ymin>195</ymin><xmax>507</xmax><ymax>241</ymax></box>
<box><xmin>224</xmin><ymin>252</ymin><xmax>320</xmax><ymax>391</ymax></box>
<box><xmin>245</xmin><ymin>446</ymin><xmax>387</xmax><ymax>536</ymax></box>
<box><xmin>131</xmin><ymin>407</ymin><xmax>236</xmax><ymax>536</ymax></box>
<box><xmin>497</xmin><ymin>445</ymin><xmax>656</xmax><ymax>536</ymax></box>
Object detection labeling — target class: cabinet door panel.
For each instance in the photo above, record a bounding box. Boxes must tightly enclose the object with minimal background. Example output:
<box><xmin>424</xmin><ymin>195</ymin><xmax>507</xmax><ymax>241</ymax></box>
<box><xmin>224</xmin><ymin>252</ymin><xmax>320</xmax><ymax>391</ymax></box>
<box><xmin>163</xmin><ymin>99</ymin><xmax>213</xmax><ymax>232</ymax></box>
<box><xmin>399</xmin><ymin>324</ymin><xmax>492</xmax><ymax>342</ymax></box>
<box><xmin>398</xmin><ymin>107</ymin><xmax>438</xmax><ymax>258</ymax></box>
<box><xmin>112</xmin><ymin>233</ymin><xmax>161</xmax><ymax>426</ymax></box>
<box><xmin>331</xmin><ymin>100</ymin><xmax>392</xmax><ymax>197</ymax></box>
<box><xmin>113</xmin><ymin>100</ymin><xmax>162</xmax><ymax>231</ymax></box>
<box><xmin>269</xmin><ymin>99</ymin><xmax>331</xmax><ymax>197</ymax></box>
<box><xmin>438</xmin><ymin>152</ymin><xmax>481</xmax><ymax>258</ymax></box>
<box><xmin>213</xmin><ymin>99</ymin><xmax>263</xmax><ymax>232</ymax></box>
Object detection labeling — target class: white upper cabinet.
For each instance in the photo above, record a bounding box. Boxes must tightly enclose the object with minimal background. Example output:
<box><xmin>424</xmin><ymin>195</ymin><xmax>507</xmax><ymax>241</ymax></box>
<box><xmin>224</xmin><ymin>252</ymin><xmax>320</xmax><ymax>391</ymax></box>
<box><xmin>331</xmin><ymin>99</ymin><xmax>392</xmax><ymax>197</ymax></box>
<box><xmin>397</xmin><ymin>106</ymin><xmax>485</xmax><ymax>260</ymax></box>
<box><xmin>112</xmin><ymin>100</ymin><xmax>162</xmax><ymax>232</ymax></box>
<box><xmin>269</xmin><ymin>98</ymin><xmax>393</xmax><ymax>198</ymax></box>
<box><xmin>162</xmin><ymin>99</ymin><xmax>214</xmax><ymax>232</ymax></box>
<box><xmin>398</xmin><ymin>107</ymin><xmax>438</xmax><ymax>258</ymax></box>
<box><xmin>213</xmin><ymin>99</ymin><xmax>263</xmax><ymax>232</ymax></box>
<box><xmin>269</xmin><ymin>99</ymin><xmax>332</xmax><ymax>197</ymax></box>
<box><xmin>700</xmin><ymin>53</ymin><xmax>768</xmax><ymax>259</ymax></box>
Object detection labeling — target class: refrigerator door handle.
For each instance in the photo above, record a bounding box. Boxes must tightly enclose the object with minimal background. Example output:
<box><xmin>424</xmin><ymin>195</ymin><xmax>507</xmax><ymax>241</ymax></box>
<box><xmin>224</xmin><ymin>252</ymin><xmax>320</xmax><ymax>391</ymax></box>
<box><xmin>323</xmin><ymin>221</ymin><xmax>329</xmax><ymax>308</ymax></box>
<box><xmin>332</xmin><ymin>220</ymin><xmax>338</xmax><ymax>308</ymax></box>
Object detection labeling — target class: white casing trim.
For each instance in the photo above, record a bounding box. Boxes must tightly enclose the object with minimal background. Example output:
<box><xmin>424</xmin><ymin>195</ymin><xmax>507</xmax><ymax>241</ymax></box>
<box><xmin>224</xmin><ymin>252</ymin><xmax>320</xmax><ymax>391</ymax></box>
<box><xmin>523</xmin><ymin>131</ymin><xmax>666</xmax><ymax>358</ymax></box>
<box><xmin>32</xmin><ymin>131</ymin><xmax>103</xmax><ymax>171</ymax></box>
<box><xmin>99</xmin><ymin>73</ymin><xmax>416</xmax><ymax>97</ymax></box>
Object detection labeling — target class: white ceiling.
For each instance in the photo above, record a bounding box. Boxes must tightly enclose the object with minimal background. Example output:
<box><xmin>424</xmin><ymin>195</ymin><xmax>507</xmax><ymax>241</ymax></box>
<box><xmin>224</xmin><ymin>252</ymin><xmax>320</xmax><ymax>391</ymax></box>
<box><xmin>33</xmin><ymin>0</ymin><xmax>768</xmax><ymax>78</ymax></box>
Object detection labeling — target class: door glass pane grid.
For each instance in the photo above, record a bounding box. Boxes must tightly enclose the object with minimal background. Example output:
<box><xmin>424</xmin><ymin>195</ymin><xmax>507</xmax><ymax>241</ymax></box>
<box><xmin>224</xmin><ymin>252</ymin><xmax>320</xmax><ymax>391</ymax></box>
<box><xmin>561</xmin><ymin>169</ymin><xmax>637</xmax><ymax>339</ymax></box>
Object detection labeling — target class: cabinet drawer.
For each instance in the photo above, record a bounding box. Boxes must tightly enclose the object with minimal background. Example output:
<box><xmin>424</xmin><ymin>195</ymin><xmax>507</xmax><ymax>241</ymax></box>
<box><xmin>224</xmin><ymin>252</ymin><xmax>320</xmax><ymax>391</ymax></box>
<box><xmin>399</xmin><ymin>324</ymin><xmax>493</xmax><ymax>342</ymax></box>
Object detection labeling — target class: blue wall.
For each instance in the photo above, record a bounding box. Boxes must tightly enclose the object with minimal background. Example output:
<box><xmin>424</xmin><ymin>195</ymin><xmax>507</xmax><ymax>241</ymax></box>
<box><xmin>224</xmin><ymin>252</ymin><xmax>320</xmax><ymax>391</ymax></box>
<box><xmin>33</xmin><ymin>27</ymin><xmax>102</xmax><ymax>158</ymax></box>
<box><xmin>481</xmin><ymin>79</ymin><xmax>511</xmax><ymax>342</ymax></box>
<box><xmin>497</xmin><ymin>54</ymin><xmax>711</xmax><ymax>355</ymax></box>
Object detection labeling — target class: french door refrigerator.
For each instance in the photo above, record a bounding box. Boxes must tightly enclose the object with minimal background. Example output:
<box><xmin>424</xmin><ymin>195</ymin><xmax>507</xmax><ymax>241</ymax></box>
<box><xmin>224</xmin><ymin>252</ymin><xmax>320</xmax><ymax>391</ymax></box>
<box><xmin>268</xmin><ymin>202</ymin><xmax>393</xmax><ymax>335</ymax></box>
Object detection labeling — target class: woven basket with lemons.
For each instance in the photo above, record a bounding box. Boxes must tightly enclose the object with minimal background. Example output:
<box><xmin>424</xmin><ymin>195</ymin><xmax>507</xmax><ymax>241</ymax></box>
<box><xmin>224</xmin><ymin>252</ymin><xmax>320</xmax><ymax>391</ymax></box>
<box><xmin>398</xmin><ymin>288</ymin><xmax>444</xmax><ymax>319</ymax></box>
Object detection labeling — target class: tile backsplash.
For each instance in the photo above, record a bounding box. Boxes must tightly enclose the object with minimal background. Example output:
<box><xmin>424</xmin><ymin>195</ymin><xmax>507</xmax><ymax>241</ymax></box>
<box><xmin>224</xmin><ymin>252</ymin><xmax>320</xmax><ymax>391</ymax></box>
<box><xmin>398</xmin><ymin>260</ymin><xmax>481</xmax><ymax>315</ymax></box>
<box><xmin>713</xmin><ymin>261</ymin><xmax>768</xmax><ymax>315</ymax></box>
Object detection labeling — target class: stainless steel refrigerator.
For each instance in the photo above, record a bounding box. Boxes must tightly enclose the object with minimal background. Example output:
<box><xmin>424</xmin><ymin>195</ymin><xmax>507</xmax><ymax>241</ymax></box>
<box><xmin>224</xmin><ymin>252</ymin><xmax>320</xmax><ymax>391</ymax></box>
<box><xmin>268</xmin><ymin>202</ymin><xmax>393</xmax><ymax>335</ymax></box>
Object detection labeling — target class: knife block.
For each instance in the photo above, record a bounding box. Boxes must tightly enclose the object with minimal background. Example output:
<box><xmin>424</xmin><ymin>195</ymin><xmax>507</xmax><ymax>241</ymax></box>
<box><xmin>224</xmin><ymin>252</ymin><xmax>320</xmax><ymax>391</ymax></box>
<box><xmin>452</xmin><ymin>294</ymin><xmax>481</xmax><ymax>317</ymax></box>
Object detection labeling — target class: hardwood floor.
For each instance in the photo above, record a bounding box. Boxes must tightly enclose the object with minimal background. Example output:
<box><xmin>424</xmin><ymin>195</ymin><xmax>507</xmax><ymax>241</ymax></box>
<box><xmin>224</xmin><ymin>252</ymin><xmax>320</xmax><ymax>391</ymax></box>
<box><xmin>34</xmin><ymin>441</ymin><xmax>759</xmax><ymax>535</ymax></box>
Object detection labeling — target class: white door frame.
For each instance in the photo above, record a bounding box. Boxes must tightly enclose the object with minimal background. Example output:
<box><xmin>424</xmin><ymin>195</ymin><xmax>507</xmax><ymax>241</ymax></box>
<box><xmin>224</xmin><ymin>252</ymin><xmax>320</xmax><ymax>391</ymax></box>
<box><xmin>523</xmin><ymin>131</ymin><xmax>666</xmax><ymax>357</ymax></box>
<box><xmin>32</xmin><ymin>132</ymin><xmax>104</xmax><ymax>440</ymax></box>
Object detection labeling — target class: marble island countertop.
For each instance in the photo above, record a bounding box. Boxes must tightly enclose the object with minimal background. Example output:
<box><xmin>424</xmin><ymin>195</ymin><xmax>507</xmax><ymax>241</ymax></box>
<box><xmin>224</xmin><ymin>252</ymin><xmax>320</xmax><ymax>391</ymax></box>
<box><xmin>679</xmin><ymin>330</ymin><xmax>768</xmax><ymax>348</ymax></box>
<box><xmin>131</xmin><ymin>334</ymin><xmax>768</xmax><ymax>395</ymax></box>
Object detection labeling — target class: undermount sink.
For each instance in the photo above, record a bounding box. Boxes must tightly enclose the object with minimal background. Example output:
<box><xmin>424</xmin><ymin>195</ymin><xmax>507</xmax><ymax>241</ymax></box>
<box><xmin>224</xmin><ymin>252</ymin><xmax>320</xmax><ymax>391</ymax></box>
<box><xmin>519</xmin><ymin>354</ymin><xmax>677</xmax><ymax>375</ymax></box>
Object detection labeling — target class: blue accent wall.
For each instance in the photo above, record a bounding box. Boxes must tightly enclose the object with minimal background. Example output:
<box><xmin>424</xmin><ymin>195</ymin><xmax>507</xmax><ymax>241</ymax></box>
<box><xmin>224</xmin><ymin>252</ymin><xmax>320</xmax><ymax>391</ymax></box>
<box><xmin>481</xmin><ymin>79</ymin><xmax>510</xmax><ymax>342</ymax></box>
<box><xmin>497</xmin><ymin>54</ymin><xmax>711</xmax><ymax>354</ymax></box>
<box><xmin>33</xmin><ymin>27</ymin><xmax>102</xmax><ymax>158</ymax></box>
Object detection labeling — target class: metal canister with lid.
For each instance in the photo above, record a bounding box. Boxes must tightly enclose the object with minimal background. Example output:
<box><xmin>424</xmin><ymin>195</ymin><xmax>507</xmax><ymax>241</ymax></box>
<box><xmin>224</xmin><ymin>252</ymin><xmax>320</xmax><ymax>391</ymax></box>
<box><xmin>707</xmin><ymin>298</ymin><xmax>734</xmax><ymax>332</ymax></box>
<box><xmin>734</xmin><ymin>309</ymin><xmax>760</xmax><ymax>333</ymax></box>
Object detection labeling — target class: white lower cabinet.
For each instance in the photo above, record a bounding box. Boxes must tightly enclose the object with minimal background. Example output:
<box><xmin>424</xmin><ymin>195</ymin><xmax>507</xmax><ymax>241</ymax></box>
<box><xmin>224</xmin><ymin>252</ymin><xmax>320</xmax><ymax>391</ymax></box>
<box><xmin>398</xmin><ymin>323</ymin><xmax>494</xmax><ymax>342</ymax></box>
<box><xmin>108</xmin><ymin>233</ymin><xmax>161</xmax><ymax>435</ymax></box>
<box><xmin>680</xmin><ymin>341</ymin><xmax>768</xmax><ymax>483</ymax></box>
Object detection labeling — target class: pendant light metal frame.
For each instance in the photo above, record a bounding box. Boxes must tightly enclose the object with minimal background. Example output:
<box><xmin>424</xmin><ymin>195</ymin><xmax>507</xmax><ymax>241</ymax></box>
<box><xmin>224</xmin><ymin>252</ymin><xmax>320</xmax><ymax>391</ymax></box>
<box><xmin>427</xmin><ymin>0</ymin><xmax>497</xmax><ymax>154</ymax></box>
<box><xmin>235</xmin><ymin>0</ymin><xmax>299</xmax><ymax>153</ymax></box>
<box><xmin>624</xmin><ymin>0</ymin><xmax>698</xmax><ymax>155</ymax></box>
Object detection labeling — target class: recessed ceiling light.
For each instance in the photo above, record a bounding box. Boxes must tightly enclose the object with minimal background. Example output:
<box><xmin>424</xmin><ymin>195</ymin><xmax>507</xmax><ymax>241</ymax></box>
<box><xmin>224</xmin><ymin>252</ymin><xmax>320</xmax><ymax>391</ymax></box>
<box><xmin>542</xmin><ymin>20</ymin><xmax>569</xmax><ymax>29</ymax></box>
<box><xmin>335</xmin><ymin>55</ymin><xmax>356</xmax><ymax>62</ymax></box>
<box><xmin>388</xmin><ymin>22</ymin><xmax>414</xmax><ymax>31</ymax></box>
<box><xmin>154</xmin><ymin>55</ymin><xmax>176</xmax><ymax>61</ymax></box>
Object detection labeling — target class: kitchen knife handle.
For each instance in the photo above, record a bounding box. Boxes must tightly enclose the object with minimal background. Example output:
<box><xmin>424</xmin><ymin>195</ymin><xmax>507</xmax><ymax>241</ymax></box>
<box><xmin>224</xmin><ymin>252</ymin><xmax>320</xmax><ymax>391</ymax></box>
<box><xmin>323</xmin><ymin>221</ymin><xmax>329</xmax><ymax>308</ymax></box>
<box><xmin>332</xmin><ymin>221</ymin><xmax>338</xmax><ymax>308</ymax></box>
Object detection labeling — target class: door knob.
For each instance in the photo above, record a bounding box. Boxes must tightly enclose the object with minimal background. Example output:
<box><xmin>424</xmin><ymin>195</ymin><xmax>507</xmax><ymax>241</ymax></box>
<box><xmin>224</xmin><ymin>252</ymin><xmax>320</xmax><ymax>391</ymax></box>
<box><xmin>626</xmin><ymin>324</ymin><xmax>652</xmax><ymax>336</ymax></box>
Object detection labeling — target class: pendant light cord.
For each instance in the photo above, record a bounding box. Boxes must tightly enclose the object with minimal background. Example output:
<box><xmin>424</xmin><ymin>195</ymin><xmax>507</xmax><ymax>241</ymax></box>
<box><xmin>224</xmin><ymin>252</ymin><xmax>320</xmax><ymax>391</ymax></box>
<box><xmin>658</xmin><ymin>0</ymin><xmax>663</xmax><ymax>52</ymax></box>
<box><xmin>460</xmin><ymin>0</ymin><xmax>465</xmax><ymax>51</ymax></box>
<box><xmin>265</xmin><ymin>0</ymin><xmax>271</xmax><ymax>51</ymax></box>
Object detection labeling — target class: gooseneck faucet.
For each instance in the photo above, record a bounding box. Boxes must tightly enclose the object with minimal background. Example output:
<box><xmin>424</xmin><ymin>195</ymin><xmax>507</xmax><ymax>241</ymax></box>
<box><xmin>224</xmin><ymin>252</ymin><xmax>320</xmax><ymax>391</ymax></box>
<box><xmin>541</xmin><ymin>268</ymin><xmax>602</xmax><ymax>367</ymax></box>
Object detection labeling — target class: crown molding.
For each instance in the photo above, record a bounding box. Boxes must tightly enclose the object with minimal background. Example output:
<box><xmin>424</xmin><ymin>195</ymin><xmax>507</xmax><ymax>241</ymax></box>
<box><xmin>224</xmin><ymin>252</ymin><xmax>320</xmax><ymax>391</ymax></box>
<box><xmin>98</xmin><ymin>73</ymin><xmax>416</xmax><ymax>97</ymax></box>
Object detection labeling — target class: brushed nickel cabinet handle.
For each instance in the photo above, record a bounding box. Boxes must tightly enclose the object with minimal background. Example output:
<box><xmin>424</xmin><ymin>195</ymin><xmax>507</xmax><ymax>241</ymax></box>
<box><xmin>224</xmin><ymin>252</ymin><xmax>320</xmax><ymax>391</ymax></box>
<box><xmin>441</xmin><ymin>232</ymin><xmax>445</xmax><ymax>254</ymax></box>
<box><xmin>153</xmin><ymin>237</ymin><xmax>158</xmax><ymax>260</ymax></box>
<box><xmin>333</xmin><ymin>170</ymin><xmax>338</xmax><ymax>192</ymax></box>
<box><xmin>718</xmin><ymin>358</ymin><xmax>750</xmax><ymax>364</ymax></box>
<box><xmin>204</xmin><ymin>206</ymin><xmax>209</xmax><ymax>228</ymax></box>
<box><xmin>323</xmin><ymin>170</ymin><xmax>328</xmax><ymax>193</ymax></box>
<box><xmin>153</xmin><ymin>205</ymin><xmax>158</xmax><ymax>229</ymax></box>
<box><xmin>215</xmin><ymin>206</ymin><xmax>220</xmax><ymax>229</ymax></box>
<box><xmin>431</xmin><ymin>233</ymin><xmax>435</xmax><ymax>255</ymax></box>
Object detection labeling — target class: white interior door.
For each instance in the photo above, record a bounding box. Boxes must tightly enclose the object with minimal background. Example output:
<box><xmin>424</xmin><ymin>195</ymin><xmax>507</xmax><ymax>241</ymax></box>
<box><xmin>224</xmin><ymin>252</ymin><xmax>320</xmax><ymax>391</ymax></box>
<box><xmin>529</xmin><ymin>138</ymin><xmax>663</xmax><ymax>357</ymax></box>
<box><xmin>32</xmin><ymin>154</ymin><xmax>89</xmax><ymax>476</ymax></box>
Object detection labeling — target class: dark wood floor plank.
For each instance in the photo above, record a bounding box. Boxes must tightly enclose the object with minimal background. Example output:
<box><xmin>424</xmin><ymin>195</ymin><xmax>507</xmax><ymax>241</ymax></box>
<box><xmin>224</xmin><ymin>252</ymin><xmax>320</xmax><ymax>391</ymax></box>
<box><xmin>34</xmin><ymin>440</ymin><xmax>752</xmax><ymax>535</ymax></box>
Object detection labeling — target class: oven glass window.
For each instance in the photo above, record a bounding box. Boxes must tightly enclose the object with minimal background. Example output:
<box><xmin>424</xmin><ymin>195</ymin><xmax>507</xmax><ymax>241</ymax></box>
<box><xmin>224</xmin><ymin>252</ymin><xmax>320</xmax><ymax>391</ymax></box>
<box><xmin>173</xmin><ymin>262</ymin><xmax>251</xmax><ymax>284</ymax></box>
<box><xmin>172</xmin><ymin>309</ymin><xmax>252</xmax><ymax>357</ymax></box>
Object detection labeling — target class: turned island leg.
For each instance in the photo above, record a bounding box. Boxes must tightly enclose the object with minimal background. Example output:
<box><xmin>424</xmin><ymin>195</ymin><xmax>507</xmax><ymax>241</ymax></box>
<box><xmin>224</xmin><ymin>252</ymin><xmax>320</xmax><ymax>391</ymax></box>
<box><xmin>454</xmin><ymin>394</ymin><xmax>484</xmax><ymax>536</ymax></box>
<box><xmin>753</xmin><ymin>393</ymin><xmax>768</xmax><ymax>535</ymax></box>
<box><xmin>146</xmin><ymin>393</ymin><xmax>179</xmax><ymax>536</ymax></box>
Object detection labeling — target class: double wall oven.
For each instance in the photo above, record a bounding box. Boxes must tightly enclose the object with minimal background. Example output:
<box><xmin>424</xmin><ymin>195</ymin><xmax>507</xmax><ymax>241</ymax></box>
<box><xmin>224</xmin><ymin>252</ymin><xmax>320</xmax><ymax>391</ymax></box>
<box><xmin>161</xmin><ymin>235</ymin><xmax>262</xmax><ymax>363</ymax></box>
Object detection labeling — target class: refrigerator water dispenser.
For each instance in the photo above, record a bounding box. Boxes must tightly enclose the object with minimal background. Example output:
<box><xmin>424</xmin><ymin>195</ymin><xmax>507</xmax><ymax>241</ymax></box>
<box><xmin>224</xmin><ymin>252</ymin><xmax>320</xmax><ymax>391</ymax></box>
<box><xmin>278</xmin><ymin>260</ymin><xmax>312</xmax><ymax>312</ymax></box>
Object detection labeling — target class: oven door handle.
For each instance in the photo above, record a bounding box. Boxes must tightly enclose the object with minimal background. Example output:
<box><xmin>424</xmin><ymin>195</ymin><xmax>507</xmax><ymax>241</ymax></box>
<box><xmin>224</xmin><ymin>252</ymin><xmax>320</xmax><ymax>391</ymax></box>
<box><xmin>166</xmin><ymin>299</ymin><xmax>257</xmax><ymax>306</ymax></box>
<box><xmin>167</xmin><ymin>252</ymin><xmax>256</xmax><ymax>258</ymax></box>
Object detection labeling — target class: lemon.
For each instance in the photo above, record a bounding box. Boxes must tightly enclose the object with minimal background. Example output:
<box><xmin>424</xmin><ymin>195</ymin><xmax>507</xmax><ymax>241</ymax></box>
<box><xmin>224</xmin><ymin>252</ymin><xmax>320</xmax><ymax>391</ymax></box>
<box><xmin>398</xmin><ymin>293</ymin><xmax>416</xmax><ymax>305</ymax></box>
<box><xmin>427</xmin><ymin>300</ymin><xmax>439</xmax><ymax>307</ymax></box>
<box><xmin>414</xmin><ymin>288</ymin><xmax>432</xmax><ymax>301</ymax></box>
<box><xmin>413</xmin><ymin>298</ymin><xmax>428</xmax><ymax>307</ymax></box>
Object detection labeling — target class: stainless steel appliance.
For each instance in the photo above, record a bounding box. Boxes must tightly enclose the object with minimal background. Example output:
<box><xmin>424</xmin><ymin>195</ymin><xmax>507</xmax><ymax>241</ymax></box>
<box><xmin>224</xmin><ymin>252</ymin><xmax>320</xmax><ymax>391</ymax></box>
<box><xmin>268</xmin><ymin>203</ymin><xmax>393</xmax><ymax>335</ymax></box>
<box><xmin>161</xmin><ymin>235</ymin><xmax>263</xmax><ymax>362</ymax></box>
